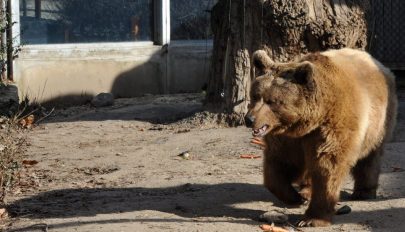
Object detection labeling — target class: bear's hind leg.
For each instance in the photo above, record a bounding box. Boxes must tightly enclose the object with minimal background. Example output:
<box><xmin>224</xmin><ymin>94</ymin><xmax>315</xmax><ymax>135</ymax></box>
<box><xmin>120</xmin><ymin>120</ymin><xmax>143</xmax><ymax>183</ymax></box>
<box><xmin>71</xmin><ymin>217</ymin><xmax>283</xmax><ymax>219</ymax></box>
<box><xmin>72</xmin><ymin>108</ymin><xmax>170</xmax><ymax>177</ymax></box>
<box><xmin>351</xmin><ymin>146</ymin><xmax>383</xmax><ymax>200</ymax></box>
<box><xmin>264</xmin><ymin>157</ymin><xmax>304</xmax><ymax>206</ymax></box>
<box><xmin>296</xmin><ymin>170</ymin><xmax>312</xmax><ymax>201</ymax></box>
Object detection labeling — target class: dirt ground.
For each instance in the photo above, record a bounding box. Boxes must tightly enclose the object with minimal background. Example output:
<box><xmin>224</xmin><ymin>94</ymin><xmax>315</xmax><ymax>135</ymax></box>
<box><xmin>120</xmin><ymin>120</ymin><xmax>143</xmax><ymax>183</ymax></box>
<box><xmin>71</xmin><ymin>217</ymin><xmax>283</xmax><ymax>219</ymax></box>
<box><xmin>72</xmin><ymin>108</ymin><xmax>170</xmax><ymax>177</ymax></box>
<box><xmin>4</xmin><ymin>90</ymin><xmax>405</xmax><ymax>232</ymax></box>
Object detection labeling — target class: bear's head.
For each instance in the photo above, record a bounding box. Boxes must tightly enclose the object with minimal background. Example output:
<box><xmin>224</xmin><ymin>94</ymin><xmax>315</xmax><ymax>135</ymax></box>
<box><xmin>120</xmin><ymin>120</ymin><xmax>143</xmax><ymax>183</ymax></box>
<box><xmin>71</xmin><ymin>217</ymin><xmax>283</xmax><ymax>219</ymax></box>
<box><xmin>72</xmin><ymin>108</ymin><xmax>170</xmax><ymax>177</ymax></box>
<box><xmin>245</xmin><ymin>50</ymin><xmax>322</xmax><ymax>138</ymax></box>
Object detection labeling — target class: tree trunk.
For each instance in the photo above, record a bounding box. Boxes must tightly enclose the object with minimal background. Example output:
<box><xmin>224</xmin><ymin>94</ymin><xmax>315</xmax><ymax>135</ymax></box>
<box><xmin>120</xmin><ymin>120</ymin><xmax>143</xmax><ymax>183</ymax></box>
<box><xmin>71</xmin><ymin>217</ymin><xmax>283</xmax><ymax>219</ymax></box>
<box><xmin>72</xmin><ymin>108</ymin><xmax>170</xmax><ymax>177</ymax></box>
<box><xmin>206</xmin><ymin>0</ymin><xmax>370</xmax><ymax>126</ymax></box>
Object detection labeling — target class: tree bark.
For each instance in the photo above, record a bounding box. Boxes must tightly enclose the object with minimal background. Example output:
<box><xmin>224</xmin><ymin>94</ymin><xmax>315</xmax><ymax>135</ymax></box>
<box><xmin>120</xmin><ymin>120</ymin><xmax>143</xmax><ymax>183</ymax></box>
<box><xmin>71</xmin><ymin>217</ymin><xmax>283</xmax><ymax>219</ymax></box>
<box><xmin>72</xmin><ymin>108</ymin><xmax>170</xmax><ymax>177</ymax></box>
<box><xmin>206</xmin><ymin>0</ymin><xmax>370</xmax><ymax>125</ymax></box>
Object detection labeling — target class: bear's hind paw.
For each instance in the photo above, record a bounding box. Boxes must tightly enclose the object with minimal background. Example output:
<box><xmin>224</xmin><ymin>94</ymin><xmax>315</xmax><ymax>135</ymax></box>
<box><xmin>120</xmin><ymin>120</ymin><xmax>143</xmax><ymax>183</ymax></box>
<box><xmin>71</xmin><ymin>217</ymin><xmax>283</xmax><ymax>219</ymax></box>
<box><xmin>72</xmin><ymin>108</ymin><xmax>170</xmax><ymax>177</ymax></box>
<box><xmin>297</xmin><ymin>218</ymin><xmax>331</xmax><ymax>227</ymax></box>
<box><xmin>351</xmin><ymin>189</ymin><xmax>377</xmax><ymax>200</ymax></box>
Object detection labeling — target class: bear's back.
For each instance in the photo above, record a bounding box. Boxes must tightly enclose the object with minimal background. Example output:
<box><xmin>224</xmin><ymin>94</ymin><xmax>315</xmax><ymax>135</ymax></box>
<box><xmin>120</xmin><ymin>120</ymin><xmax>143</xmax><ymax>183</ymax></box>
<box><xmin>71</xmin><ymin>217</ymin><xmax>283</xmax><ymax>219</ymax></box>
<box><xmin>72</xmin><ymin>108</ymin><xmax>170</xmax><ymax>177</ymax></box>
<box><xmin>322</xmin><ymin>48</ymin><xmax>394</xmax><ymax>84</ymax></box>
<box><xmin>321</xmin><ymin>48</ymin><xmax>397</xmax><ymax>157</ymax></box>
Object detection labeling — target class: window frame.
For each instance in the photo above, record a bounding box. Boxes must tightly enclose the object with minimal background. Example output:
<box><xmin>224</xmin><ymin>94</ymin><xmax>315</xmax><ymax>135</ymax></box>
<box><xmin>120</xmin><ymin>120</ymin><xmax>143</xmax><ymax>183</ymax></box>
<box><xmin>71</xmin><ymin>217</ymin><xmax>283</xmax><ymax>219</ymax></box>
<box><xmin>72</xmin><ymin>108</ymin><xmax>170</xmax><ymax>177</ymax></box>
<box><xmin>12</xmin><ymin>0</ymin><xmax>215</xmax><ymax>102</ymax></box>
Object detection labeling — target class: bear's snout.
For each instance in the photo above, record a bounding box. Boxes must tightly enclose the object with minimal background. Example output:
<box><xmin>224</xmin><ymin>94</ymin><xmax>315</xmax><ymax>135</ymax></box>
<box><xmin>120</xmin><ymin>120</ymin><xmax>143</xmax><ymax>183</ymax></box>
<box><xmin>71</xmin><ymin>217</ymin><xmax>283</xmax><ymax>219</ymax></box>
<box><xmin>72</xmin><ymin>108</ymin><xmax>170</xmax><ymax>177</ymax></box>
<box><xmin>244</xmin><ymin>114</ymin><xmax>255</xmax><ymax>127</ymax></box>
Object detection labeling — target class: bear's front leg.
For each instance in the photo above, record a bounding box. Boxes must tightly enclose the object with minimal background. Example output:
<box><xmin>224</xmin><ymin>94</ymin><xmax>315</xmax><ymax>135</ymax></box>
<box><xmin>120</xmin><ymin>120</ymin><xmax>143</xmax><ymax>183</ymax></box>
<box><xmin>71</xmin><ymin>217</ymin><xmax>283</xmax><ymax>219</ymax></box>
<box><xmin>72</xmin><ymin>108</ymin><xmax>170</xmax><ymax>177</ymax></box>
<box><xmin>298</xmin><ymin>153</ymin><xmax>351</xmax><ymax>227</ymax></box>
<box><xmin>264</xmin><ymin>156</ymin><xmax>304</xmax><ymax>206</ymax></box>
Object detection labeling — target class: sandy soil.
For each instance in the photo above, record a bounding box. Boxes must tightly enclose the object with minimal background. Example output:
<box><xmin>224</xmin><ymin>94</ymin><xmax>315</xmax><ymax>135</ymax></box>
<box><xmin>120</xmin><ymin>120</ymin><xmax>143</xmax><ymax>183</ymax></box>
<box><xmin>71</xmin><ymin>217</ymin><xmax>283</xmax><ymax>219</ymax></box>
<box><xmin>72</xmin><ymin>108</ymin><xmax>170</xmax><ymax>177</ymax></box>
<box><xmin>4</xmin><ymin>92</ymin><xmax>405</xmax><ymax>232</ymax></box>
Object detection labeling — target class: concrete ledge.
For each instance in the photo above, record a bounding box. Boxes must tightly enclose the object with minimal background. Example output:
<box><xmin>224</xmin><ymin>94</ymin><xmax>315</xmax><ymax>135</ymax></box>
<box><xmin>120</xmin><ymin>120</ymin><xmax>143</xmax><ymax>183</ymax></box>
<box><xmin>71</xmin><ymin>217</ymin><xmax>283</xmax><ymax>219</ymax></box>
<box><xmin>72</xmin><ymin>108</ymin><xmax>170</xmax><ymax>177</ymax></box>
<box><xmin>15</xmin><ymin>42</ymin><xmax>212</xmax><ymax>105</ymax></box>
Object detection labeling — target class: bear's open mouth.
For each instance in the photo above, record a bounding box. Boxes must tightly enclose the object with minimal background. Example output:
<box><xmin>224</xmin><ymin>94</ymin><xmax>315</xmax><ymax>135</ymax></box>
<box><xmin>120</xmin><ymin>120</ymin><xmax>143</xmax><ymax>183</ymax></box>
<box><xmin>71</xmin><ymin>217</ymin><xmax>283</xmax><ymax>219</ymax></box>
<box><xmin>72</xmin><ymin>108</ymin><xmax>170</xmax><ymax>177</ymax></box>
<box><xmin>252</xmin><ymin>124</ymin><xmax>269</xmax><ymax>137</ymax></box>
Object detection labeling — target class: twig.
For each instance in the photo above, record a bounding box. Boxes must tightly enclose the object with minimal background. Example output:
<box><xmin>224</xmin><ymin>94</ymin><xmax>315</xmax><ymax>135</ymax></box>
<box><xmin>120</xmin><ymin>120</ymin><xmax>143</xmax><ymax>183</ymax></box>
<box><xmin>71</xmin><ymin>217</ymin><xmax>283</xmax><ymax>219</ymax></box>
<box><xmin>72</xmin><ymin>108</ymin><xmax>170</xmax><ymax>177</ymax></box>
<box><xmin>35</xmin><ymin>108</ymin><xmax>55</xmax><ymax>125</ymax></box>
<box><xmin>12</xmin><ymin>103</ymin><xmax>28</xmax><ymax>122</ymax></box>
<box><xmin>12</xmin><ymin>107</ymin><xmax>38</xmax><ymax>124</ymax></box>
<box><xmin>240</xmin><ymin>154</ymin><xmax>261</xmax><ymax>159</ymax></box>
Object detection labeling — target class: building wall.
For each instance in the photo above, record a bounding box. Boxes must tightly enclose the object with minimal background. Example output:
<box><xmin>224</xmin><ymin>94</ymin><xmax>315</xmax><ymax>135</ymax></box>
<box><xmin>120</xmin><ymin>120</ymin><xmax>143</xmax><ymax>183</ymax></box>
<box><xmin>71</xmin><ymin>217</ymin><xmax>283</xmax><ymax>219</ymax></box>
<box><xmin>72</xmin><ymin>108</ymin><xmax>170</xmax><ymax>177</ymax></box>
<box><xmin>14</xmin><ymin>42</ymin><xmax>212</xmax><ymax>105</ymax></box>
<box><xmin>14</xmin><ymin>0</ymin><xmax>215</xmax><ymax>105</ymax></box>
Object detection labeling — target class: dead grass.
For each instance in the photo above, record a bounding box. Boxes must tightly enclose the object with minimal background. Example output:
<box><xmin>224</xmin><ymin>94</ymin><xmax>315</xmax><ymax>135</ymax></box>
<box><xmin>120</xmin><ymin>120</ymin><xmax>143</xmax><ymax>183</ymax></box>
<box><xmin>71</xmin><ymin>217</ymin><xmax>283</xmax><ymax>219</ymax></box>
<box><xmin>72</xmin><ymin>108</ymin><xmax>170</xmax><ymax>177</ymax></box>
<box><xmin>0</xmin><ymin>117</ymin><xmax>25</xmax><ymax>205</ymax></box>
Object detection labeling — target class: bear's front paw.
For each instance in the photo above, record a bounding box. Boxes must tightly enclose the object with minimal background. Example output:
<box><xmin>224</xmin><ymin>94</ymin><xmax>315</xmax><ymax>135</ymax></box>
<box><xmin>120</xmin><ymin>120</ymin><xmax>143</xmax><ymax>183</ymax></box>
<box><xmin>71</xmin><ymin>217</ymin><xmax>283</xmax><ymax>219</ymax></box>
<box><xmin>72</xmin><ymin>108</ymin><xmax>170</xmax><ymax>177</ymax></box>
<box><xmin>297</xmin><ymin>218</ymin><xmax>331</xmax><ymax>227</ymax></box>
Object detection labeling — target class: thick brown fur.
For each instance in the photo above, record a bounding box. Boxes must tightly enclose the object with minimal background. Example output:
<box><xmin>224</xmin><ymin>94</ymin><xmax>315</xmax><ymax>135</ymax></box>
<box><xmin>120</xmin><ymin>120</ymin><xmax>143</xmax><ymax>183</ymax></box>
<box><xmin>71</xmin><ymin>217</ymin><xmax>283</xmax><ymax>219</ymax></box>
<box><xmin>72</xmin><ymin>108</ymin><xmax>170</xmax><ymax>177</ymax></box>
<box><xmin>246</xmin><ymin>48</ymin><xmax>398</xmax><ymax>227</ymax></box>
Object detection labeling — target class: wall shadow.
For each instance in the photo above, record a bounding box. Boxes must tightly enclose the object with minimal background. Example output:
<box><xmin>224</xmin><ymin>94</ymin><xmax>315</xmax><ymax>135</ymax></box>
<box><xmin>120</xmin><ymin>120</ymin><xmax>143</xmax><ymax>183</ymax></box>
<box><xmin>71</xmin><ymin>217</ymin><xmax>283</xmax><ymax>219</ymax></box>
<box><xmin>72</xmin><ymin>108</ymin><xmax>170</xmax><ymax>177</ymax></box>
<box><xmin>22</xmin><ymin>45</ymin><xmax>209</xmax><ymax>124</ymax></box>
<box><xmin>41</xmin><ymin>93</ymin><xmax>204</xmax><ymax>124</ymax></box>
<box><xmin>0</xmin><ymin>84</ymin><xmax>19</xmax><ymax>117</ymax></box>
<box><xmin>36</xmin><ymin>93</ymin><xmax>94</xmax><ymax>108</ymax></box>
<box><xmin>8</xmin><ymin>183</ymin><xmax>272</xmax><ymax>220</ymax></box>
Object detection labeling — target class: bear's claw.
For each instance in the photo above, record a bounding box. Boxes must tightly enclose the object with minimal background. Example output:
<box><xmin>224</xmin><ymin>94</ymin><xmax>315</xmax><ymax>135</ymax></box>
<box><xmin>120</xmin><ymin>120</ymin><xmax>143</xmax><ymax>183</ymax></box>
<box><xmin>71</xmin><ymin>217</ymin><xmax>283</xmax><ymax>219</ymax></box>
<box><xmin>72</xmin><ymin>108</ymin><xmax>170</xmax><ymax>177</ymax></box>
<box><xmin>297</xmin><ymin>218</ymin><xmax>331</xmax><ymax>227</ymax></box>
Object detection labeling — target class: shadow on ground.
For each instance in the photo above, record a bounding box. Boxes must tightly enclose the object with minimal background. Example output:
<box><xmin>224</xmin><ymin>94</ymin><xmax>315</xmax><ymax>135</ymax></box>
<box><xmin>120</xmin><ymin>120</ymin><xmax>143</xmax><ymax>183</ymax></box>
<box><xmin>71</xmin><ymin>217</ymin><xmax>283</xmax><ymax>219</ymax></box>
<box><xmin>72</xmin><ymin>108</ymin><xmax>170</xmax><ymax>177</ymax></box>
<box><xmin>42</xmin><ymin>93</ymin><xmax>205</xmax><ymax>124</ymax></box>
<box><xmin>8</xmin><ymin>183</ymin><xmax>272</xmax><ymax>222</ymax></box>
<box><xmin>7</xmin><ymin>207</ymin><xmax>405</xmax><ymax>232</ymax></box>
<box><xmin>7</xmin><ymin>181</ymin><xmax>405</xmax><ymax>231</ymax></box>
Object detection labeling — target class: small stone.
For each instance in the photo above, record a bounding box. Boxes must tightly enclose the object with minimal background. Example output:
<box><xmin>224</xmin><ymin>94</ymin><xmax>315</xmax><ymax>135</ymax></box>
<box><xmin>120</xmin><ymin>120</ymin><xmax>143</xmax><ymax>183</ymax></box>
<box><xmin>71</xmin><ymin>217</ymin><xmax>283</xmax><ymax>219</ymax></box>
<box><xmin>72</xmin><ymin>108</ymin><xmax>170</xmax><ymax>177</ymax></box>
<box><xmin>336</xmin><ymin>205</ymin><xmax>351</xmax><ymax>215</ymax></box>
<box><xmin>259</xmin><ymin>210</ymin><xmax>289</xmax><ymax>224</ymax></box>
<box><xmin>91</xmin><ymin>93</ymin><xmax>114</xmax><ymax>107</ymax></box>
<box><xmin>178</xmin><ymin>151</ymin><xmax>190</xmax><ymax>160</ymax></box>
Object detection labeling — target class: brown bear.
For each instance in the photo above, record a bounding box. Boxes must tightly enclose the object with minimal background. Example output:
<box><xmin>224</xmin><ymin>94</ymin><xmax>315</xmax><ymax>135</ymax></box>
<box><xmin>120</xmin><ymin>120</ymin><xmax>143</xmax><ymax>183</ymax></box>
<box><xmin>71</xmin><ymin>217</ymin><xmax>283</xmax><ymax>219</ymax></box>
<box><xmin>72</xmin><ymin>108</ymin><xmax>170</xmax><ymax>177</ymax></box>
<box><xmin>245</xmin><ymin>48</ymin><xmax>397</xmax><ymax>227</ymax></box>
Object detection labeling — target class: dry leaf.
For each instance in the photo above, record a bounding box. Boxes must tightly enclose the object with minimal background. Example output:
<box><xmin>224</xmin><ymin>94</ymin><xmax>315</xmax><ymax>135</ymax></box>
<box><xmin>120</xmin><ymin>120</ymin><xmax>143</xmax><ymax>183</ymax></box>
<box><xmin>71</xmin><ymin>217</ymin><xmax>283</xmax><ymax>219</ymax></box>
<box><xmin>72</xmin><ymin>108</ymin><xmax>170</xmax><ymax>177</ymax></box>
<box><xmin>26</xmin><ymin>114</ymin><xmax>35</xmax><ymax>125</ymax></box>
<box><xmin>23</xmin><ymin>160</ymin><xmax>39</xmax><ymax>165</ymax></box>
<box><xmin>240</xmin><ymin>154</ymin><xmax>261</xmax><ymax>159</ymax></box>
<box><xmin>0</xmin><ymin>208</ymin><xmax>8</xmax><ymax>218</ymax></box>
<box><xmin>19</xmin><ymin>119</ymin><xmax>26</xmax><ymax>127</ymax></box>
<box><xmin>19</xmin><ymin>114</ymin><xmax>35</xmax><ymax>128</ymax></box>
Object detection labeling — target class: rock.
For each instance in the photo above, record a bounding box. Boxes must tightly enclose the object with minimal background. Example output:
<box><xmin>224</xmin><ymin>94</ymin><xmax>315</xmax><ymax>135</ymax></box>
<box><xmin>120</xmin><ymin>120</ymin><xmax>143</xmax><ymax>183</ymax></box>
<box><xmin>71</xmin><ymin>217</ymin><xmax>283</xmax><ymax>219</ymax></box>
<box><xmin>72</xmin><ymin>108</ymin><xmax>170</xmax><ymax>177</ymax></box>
<box><xmin>336</xmin><ymin>205</ymin><xmax>351</xmax><ymax>215</ymax></box>
<box><xmin>259</xmin><ymin>210</ymin><xmax>289</xmax><ymax>224</ymax></box>
<box><xmin>178</xmin><ymin>151</ymin><xmax>191</xmax><ymax>160</ymax></box>
<box><xmin>91</xmin><ymin>93</ymin><xmax>114</xmax><ymax>107</ymax></box>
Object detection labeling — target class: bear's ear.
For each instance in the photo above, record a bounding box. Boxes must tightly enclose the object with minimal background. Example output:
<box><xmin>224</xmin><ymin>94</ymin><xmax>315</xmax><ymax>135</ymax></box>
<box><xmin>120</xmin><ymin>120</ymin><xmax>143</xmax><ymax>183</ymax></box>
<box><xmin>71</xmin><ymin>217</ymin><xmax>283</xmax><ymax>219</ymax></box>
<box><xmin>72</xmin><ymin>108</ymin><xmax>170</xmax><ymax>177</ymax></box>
<box><xmin>292</xmin><ymin>61</ymin><xmax>314</xmax><ymax>86</ymax></box>
<box><xmin>252</xmin><ymin>50</ymin><xmax>274</xmax><ymax>75</ymax></box>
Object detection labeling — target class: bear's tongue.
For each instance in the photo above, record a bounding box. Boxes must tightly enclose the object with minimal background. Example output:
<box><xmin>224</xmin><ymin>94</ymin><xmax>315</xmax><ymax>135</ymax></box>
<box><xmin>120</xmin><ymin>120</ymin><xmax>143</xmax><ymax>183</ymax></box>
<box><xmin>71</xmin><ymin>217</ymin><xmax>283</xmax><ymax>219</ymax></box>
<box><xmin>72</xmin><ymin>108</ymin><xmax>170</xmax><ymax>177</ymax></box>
<box><xmin>253</xmin><ymin>125</ymin><xmax>269</xmax><ymax>137</ymax></box>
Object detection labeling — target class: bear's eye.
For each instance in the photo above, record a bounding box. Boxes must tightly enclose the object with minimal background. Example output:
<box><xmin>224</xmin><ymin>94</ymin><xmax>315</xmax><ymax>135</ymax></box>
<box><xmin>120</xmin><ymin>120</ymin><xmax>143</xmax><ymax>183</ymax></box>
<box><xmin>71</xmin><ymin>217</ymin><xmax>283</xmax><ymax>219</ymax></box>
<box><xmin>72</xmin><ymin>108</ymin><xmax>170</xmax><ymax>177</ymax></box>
<box><xmin>280</xmin><ymin>70</ymin><xmax>294</xmax><ymax>80</ymax></box>
<box><xmin>251</xmin><ymin>94</ymin><xmax>260</xmax><ymax>102</ymax></box>
<box><xmin>266</xmin><ymin>99</ymin><xmax>282</xmax><ymax>105</ymax></box>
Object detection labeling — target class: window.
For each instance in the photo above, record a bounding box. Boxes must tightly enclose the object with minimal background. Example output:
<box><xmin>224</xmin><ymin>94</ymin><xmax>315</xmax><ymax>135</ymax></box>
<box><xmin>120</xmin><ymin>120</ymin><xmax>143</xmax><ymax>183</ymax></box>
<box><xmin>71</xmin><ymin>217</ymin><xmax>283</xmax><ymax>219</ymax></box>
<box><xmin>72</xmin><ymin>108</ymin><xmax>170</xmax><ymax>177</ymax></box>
<box><xmin>19</xmin><ymin>0</ymin><xmax>219</xmax><ymax>45</ymax></box>
<box><xmin>19</xmin><ymin>0</ymin><xmax>153</xmax><ymax>44</ymax></box>
<box><xmin>170</xmin><ymin>0</ymin><xmax>217</xmax><ymax>40</ymax></box>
